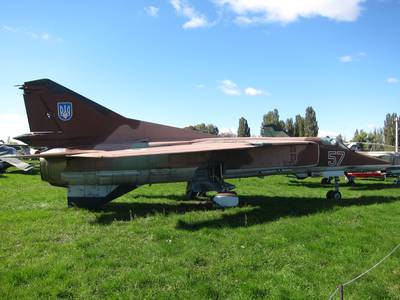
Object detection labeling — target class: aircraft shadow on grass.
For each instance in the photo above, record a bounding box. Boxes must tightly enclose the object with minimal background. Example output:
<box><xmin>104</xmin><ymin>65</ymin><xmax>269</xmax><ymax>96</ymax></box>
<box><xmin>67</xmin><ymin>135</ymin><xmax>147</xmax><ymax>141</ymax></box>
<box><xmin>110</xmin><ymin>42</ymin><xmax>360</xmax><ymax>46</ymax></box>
<box><xmin>176</xmin><ymin>195</ymin><xmax>400</xmax><ymax>231</ymax></box>
<box><xmin>93</xmin><ymin>198</ymin><xmax>215</xmax><ymax>225</ymax></box>
<box><xmin>93</xmin><ymin>193</ymin><xmax>399</xmax><ymax>228</ymax></box>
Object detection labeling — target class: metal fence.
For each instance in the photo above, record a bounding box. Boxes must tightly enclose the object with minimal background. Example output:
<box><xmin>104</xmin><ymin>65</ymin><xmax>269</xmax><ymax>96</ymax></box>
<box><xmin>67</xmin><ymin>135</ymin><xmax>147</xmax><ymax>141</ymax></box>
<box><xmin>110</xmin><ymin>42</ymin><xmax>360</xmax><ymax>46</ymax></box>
<box><xmin>328</xmin><ymin>242</ymin><xmax>400</xmax><ymax>300</ymax></box>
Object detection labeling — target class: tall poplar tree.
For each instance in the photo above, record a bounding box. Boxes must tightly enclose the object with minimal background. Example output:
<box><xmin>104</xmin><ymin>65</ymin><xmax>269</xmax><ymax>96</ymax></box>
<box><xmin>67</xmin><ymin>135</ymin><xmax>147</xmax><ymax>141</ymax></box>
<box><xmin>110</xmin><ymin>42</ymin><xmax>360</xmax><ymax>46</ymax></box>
<box><xmin>294</xmin><ymin>114</ymin><xmax>305</xmax><ymax>137</ymax></box>
<box><xmin>237</xmin><ymin>117</ymin><xmax>251</xmax><ymax>137</ymax></box>
<box><xmin>285</xmin><ymin>118</ymin><xmax>294</xmax><ymax>137</ymax></box>
<box><xmin>304</xmin><ymin>106</ymin><xmax>319</xmax><ymax>137</ymax></box>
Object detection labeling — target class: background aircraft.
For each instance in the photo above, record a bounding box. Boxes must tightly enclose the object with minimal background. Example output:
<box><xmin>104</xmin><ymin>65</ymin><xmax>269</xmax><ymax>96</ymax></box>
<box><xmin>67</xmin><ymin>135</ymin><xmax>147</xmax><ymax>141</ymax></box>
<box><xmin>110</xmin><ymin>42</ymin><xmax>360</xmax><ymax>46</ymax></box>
<box><xmin>0</xmin><ymin>143</ymin><xmax>33</xmax><ymax>173</ymax></box>
<box><xmin>15</xmin><ymin>79</ymin><xmax>390</xmax><ymax>208</ymax></box>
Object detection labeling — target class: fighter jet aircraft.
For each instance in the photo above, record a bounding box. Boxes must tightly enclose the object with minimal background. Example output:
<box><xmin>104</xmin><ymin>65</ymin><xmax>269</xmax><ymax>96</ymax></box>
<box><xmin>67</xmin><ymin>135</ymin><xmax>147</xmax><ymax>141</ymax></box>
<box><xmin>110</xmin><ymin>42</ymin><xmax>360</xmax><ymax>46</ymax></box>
<box><xmin>0</xmin><ymin>144</ymin><xmax>33</xmax><ymax>173</ymax></box>
<box><xmin>14</xmin><ymin>79</ymin><xmax>390</xmax><ymax>208</ymax></box>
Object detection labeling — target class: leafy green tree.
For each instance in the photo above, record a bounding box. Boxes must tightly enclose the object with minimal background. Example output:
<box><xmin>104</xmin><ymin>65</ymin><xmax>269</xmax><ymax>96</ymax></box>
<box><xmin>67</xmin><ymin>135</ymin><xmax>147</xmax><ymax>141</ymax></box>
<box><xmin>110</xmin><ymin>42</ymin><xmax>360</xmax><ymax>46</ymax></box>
<box><xmin>304</xmin><ymin>106</ymin><xmax>318</xmax><ymax>137</ymax></box>
<box><xmin>207</xmin><ymin>124</ymin><xmax>219</xmax><ymax>135</ymax></box>
<box><xmin>184</xmin><ymin>123</ymin><xmax>219</xmax><ymax>135</ymax></box>
<box><xmin>261</xmin><ymin>109</ymin><xmax>284</xmax><ymax>136</ymax></box>
<box><xmin>237</xmin><ymin>117</ymin><xmax>251</xmax><ymax>137</ymax></box>
<box><xmin>366</xmin><ymin>128</ymin><xmax>384</xmax><ymax>144</ymax></box>
<box><xmin>278</xmin><ymin>120</ymin><xmax>286</xmax><ymax>132</ymax></box>
<box><xmin>353</xmin><ymin>129</ymin><xmax>359</xmax><ymax>141</ymax></box>
<box><xmin>262</xmin><ymin>109</ymin><xmax>281</xmax><ymax>128</ymax></box>
<box><xmin>294</xmin><ymin>114</ymin><xmax>305</xmax><ymax>137</ymax></box>
<box><xmin>384</xmin><ymin>113</ymin><xmax>398</xmax><ymax>146</ymax></box>
<box><xmin>285</xmin><ymin>118</ymin><xmax>294</xmax><ymax>137</ymax></box>
<box><xmin>352</xmin><ymin>129</ymin><xmax>368</xmax><ymax>143</ymax></box>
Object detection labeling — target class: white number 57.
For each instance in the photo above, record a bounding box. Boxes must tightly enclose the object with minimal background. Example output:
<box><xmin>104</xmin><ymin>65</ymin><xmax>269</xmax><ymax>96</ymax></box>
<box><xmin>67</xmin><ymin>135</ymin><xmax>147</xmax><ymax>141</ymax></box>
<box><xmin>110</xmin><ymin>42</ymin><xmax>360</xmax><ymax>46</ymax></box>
<box><xmin>328</xmin><ymin>151</ymin><xmax>345</xmax><ymax>167</ymax></box>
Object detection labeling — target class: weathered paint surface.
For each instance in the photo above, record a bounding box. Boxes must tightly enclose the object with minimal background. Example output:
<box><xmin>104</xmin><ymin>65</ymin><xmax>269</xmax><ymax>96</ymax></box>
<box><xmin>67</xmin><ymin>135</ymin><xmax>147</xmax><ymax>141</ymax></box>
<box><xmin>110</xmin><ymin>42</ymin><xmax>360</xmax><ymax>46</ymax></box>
<box><xmin>15</xmin><ymin>79</ymin><xmax>391</xmax><ymax>207</ymax></box>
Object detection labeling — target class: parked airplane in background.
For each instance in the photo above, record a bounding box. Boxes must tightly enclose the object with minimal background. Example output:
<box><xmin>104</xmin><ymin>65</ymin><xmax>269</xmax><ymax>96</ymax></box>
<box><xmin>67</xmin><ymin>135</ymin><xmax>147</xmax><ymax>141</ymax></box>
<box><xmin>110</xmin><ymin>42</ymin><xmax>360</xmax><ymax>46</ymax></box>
<box><xmin>345</xmin><ymin>151</ymin><xmax>400</xmax><ymax>184</ymax></box>
<box><xmin>15</xmin><ymin>79</ymin><xmax>390</xmax><ymax>208</ymax></box>
<box><xmin>0</xmin><ymin>143</ymin><xmax>33</xmax><ymax>173</ymax></box>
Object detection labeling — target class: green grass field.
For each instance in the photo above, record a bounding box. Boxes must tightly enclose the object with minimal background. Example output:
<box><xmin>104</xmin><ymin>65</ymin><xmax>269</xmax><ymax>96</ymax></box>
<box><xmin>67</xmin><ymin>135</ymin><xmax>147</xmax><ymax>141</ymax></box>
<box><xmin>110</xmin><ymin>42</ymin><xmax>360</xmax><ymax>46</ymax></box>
<box><xmin>1</xmin><ymin>166</ymin><xmax>400</xmax><ymax>299</ymax></box>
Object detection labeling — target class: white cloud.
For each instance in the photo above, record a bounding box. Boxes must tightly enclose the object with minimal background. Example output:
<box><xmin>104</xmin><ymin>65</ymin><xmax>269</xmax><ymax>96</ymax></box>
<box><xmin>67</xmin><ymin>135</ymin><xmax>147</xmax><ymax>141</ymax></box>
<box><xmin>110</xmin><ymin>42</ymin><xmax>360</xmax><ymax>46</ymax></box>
<box><xmin>0</xmin><ymin>114</ymin><xmax>29</xmax><ymax>142</ymax></box>
<box><xmin>216</xmin><ymin>0</ymin><xmax>365</xmax><ymax>24</ymax></box>
<box><xmin>170</xmin><ymin>0</ymin><xmax>211</xmax><ymax>29</ymax></box>
<box><xmin>195</xmin><ymin>83</ymin><xmax>205</xmax><ymax>88</ymax></box>
<box><xmin>339</xmin><ymin>55</ymin><xmax>353</xmax><ymax>63</ymax></box>
<box><xmin>183</xmin><ymin>16</ymin><xmax>208</xmax><ymax>29</ymax></box>
<box><xmin>219</xmin><ymin>80</ymin><xmax>241</xmax><ymax>96</ymax></box>
<box><xmin>219</xmin><ymin>80</ymin><xmax>267</xmax><ymax>96</ymax></box>
<box><xmin>244</xmin><ymin>87</ymin><xmax>265</xmax><ymax>96</ymax></box>
<box><xmin>235</xmin><ymin>16</ymin><xmax>255</xmax><ymax>24</ymax></box>
<box><xmin>144</xmin><ymin>6</ymin><xmax>159</xmax><ymax>17</ymax></box>
<box><xmin>387</xmin><ymin>77</ymin><xmax>399</xmax><ymax>84</ymax></box>
<box><xmin>1</xmin><ymin>25</ymin><xmax>63</xmax><ymax>42</ymax></box>
<box><xmin>339</xmin><ymin>52</ymin><xmax>366</xmax><ymax>63</ymax></box>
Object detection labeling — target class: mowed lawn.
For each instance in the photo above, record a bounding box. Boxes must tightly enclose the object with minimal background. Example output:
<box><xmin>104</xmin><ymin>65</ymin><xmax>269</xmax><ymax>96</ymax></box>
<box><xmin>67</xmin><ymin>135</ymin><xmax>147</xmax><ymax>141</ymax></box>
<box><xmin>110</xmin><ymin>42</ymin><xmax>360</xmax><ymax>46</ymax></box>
<box><xmin>1</xmin><ymin>166</ymin><xmax>400</xmax><ymax>299</ymax></box>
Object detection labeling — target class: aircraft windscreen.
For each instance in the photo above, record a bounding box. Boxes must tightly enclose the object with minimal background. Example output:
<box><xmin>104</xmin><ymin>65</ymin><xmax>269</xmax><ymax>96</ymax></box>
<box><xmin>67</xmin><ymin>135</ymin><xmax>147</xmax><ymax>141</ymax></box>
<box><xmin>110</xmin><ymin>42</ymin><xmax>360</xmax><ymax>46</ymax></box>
<box><xmin>321</xmin><ymin>136</ymin><xmax>337</xmax><ymax>146</ymax></box>
<box><xmin>321</xmin><ymin>136</ymin><xmax>349</xmax><ymax>150</ymax></box>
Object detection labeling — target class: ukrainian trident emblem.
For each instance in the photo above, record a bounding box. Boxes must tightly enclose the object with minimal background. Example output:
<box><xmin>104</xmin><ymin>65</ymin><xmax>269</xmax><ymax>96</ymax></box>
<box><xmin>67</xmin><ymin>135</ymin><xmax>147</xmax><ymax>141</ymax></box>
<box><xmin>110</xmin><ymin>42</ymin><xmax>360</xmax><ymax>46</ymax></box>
<box><xmin>57</xmin><ymin>102</ymin><xmax>73</xmax><ymax>121</ymax></box>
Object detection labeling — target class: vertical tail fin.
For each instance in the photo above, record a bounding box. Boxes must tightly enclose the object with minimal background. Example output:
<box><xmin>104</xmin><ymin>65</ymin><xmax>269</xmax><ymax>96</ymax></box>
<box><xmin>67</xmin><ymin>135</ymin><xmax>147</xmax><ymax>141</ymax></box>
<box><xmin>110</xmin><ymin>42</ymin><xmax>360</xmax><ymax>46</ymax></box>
<box><xmin>16</xmin><ymin>79</ymin><xmax>212</xmax><ymax>148</ymax></box>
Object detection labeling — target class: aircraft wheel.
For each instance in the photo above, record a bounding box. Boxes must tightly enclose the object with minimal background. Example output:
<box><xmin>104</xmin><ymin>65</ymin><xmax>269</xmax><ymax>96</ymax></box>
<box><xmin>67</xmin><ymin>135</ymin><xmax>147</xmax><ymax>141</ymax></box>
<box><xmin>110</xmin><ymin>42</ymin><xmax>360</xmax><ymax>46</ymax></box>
<box><xmin>332</xmin><ymin>191</ymin><xmax>342</xmax><ymax>200</ymax></box>
<box><xmin>326</xmin><ymin>190</ymin><xmax>341</xmax><ymax>200</ymax></box>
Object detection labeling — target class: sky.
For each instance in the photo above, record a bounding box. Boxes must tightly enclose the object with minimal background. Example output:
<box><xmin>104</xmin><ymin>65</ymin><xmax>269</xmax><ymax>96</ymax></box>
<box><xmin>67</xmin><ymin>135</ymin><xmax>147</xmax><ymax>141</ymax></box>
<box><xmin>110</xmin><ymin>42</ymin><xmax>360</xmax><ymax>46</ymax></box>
<box><xmin>0</xmin><ymin>0</ymin><xmax>399</xmax><ymax>142</ymax></box>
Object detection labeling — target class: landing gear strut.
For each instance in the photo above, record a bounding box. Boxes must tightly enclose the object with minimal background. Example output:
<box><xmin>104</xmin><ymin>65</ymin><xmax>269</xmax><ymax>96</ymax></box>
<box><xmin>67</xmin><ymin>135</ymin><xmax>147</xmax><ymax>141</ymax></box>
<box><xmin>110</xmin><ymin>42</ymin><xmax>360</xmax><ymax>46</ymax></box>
<box><xmin>345</xmin><ymin>172</ymin><xmax>355</xmax><ymax>185</ymax></box>
<box><xmin>326</xmin><ymin>176</ymin><xmax>342</xmax><ymax>200</ymax></box>
<box><xmin>185</xmin><ymin>185</ymin><xmax>207</xmax><ymax>200</ymax></box>
<box><xmin>185</xmin><ymin>164</ymin><xmax>239</xmax><ymax>207</ymax></box>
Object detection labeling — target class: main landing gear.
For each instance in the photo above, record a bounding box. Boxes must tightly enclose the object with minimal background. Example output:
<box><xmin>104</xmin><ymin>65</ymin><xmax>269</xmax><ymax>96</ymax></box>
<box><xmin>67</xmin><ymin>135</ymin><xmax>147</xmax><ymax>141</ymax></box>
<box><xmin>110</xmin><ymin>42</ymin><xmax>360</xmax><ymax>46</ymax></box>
<box><xmin>326</xmin><ymin>176</ymin><xmax>341</xmax><ymax>200</ymax></box>
<box><xmin>185</xmin><ymin>164</ymin><xmax>239</xmax><ymax>208</ymax></box>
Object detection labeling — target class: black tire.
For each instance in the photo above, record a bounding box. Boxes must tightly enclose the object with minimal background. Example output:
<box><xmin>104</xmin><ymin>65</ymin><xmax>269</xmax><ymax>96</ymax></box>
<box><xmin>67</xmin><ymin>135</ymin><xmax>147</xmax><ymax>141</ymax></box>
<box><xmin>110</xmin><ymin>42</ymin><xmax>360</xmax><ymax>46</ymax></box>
<box><xmin>326</xmin><ymin>190</ymin><xmax>333</xmax><ymax>200</ymax></box>
<box><xmin>332</xmin><ymin>191</ymin><xmax>342</xmax><ymax>200</ymax></box>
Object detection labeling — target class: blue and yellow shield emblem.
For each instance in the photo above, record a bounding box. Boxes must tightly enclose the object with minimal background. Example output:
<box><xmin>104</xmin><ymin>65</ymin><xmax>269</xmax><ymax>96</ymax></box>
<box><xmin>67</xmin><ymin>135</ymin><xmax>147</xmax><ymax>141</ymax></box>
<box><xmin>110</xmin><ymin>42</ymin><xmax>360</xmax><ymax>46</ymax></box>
<box><xmin>57</xmin><ymin>102</ymin><xmax>73</xmax><ymax>121</ymax></box>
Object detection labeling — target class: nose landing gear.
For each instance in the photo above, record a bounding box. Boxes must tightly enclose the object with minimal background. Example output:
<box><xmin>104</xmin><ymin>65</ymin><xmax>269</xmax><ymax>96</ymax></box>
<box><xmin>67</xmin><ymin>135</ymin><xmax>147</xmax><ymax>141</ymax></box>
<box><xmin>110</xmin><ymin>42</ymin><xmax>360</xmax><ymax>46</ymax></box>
<box><xmin>326</xmin><ymin>176</ymin><xmax>342</xmax><ymax>200</ymax></box>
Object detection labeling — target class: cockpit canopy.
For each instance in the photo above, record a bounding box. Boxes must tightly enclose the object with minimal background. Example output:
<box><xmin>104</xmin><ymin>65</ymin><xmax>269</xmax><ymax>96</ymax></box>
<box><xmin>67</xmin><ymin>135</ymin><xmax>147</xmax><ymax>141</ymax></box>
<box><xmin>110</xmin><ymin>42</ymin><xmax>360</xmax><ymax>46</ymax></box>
<box><xmin>320</xmin><ymin>136</ymin><xmax>348</xmax><ymax>149</ymax></box>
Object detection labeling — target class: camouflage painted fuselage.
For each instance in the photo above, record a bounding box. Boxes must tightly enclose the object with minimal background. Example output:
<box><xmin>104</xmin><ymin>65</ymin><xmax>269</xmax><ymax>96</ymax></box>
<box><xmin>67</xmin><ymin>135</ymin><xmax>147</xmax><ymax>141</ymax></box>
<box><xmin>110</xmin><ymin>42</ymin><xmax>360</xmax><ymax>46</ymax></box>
<box><xmin>16</xmin><ymin>79</ymin><xmax>390</xmax><ymax>207</ymax></box>
<box><xmin>40</xmin><ymin>137</ymin><xmax>388</xmax><ymax>188</ymax></box>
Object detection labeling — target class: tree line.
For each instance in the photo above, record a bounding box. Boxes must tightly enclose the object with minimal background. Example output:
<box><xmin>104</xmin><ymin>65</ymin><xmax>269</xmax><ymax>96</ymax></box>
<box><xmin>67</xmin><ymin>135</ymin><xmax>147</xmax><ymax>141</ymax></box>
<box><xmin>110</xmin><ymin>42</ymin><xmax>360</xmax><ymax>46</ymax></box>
<box><xmin>185</xmin><ymin>110</ymin><xmax>398</xmax><ymax>147</ymax></box>
<box><xmin>352</xmin><ymin>113</ymin><xmax>399</xmax><ymax>146</ymax></box>
<box><xmin>184</xmin><ymin>106</ymin><xmax>319</xmax><ymax>137</ymax></box>
<box><xmin>259</xmin><ymin>107</ymin><xmax>318</xmax><ymax>137</ymax></box>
